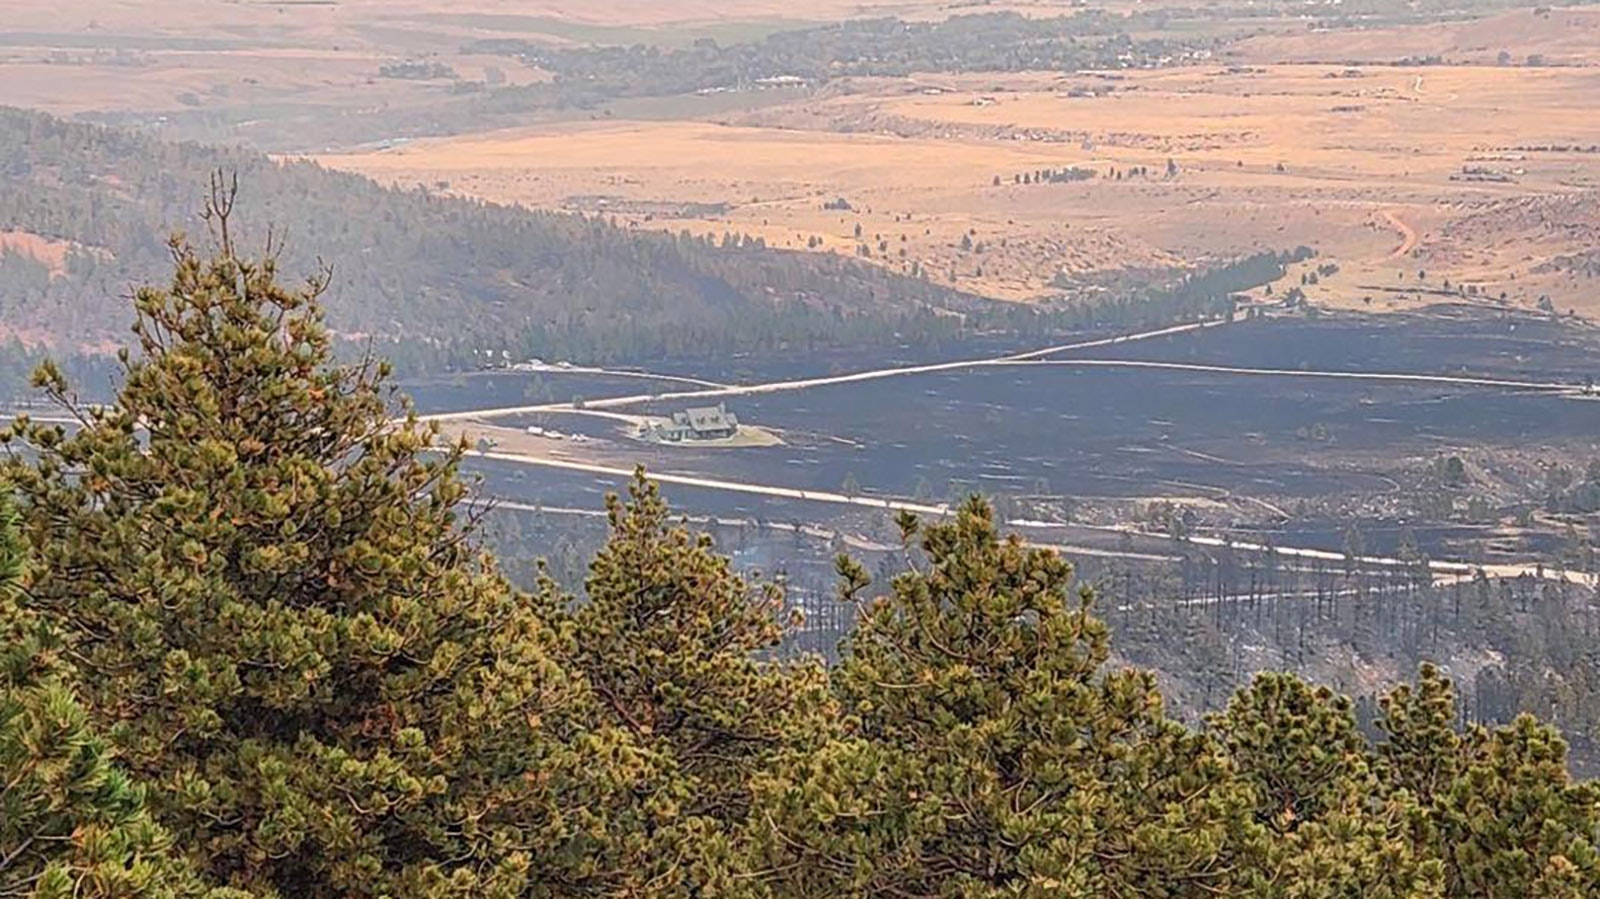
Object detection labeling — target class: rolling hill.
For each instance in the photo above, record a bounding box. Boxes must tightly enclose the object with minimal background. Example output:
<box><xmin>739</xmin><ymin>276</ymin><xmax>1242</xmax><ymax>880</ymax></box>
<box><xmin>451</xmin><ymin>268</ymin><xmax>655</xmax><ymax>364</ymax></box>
<box><xmin>0</xmin><ymin>107</ymin><xmax>987</xmax><ymax>370</ymax></box>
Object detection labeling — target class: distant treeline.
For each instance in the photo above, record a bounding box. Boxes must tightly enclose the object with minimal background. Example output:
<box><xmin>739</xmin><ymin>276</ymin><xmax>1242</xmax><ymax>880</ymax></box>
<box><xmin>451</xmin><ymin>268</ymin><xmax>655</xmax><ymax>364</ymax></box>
<box><xmin>465</xmin><ymin>12</ymin><xmax>1218</xmax><ymax>114</ymax></box>
<box><xmin>1035</xmin><ymin>247</ymin><xmax>1312</xmax><ymax>329</ymax></box>
<box><xmin>458</xmin><ymin>0</ymin><xmax>1588</xmax><ymax>119</ymax></box>
<box><xmin>1004</xmin><ymin>166</ymin><xmax>1097</xmax><ymax>186</ymax></box>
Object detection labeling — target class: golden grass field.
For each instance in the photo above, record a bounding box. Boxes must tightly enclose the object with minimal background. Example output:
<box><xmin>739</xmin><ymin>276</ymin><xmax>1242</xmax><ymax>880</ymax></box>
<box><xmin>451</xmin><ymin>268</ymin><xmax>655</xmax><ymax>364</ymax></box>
<box><xmin>323</xmin><ymin>35</ymin><xmax>1600</xmax><ymax>315</ymax></box>
<box><xmin>1228</xmin><ymin>6</ymin><xmax>1600</xmax><ymax>66</ymax></box>
<box><xmin>0</xmin><ymin>0</ymin><xmax>1220</xmax><ymax>122</ymax></box>
<box><xmin>0</xmin><ymin>0</ymin><xmax>1089</xmax><ymax>116</ymax></box>
<box><xmin>321</xmin><ymin>117</ymin><xmax>1185</xmax><ymax>300</ymax></box>
<box><xmin>6</xmin><ymin>1</ymin><xmax>1600</xmax><ymax>316</ymax></box>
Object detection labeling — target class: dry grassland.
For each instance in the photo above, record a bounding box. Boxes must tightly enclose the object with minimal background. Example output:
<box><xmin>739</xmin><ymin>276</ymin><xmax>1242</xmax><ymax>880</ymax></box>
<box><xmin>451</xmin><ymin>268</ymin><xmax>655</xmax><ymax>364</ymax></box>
<box><xmin>1228</xmin><ymin>7</ymin><xmax>1600</xmax><ymax>66</ymax></box>
<box><xmin>0</xmin><ymin>0</ymin><xmax>553</xmax><ymax>123</ymax></box>
<box><xmin>324</xmin><ymin>61</ymin><xmax>1600</xmax><ymax>315</ymax></box>
<box><xmin>322</xmin><ymin>118</ymin><xmax>1181</xmax><ymax>300</ymax></box>
<box><xmin>0</xmin><ymin>0</ymin><xmax>1225</xmax><ymax>123</ymax></box>
<box><xmin>11</xmin><ymin>0</ymin><xmax>1600</xmax><ymax>316</ymax></box>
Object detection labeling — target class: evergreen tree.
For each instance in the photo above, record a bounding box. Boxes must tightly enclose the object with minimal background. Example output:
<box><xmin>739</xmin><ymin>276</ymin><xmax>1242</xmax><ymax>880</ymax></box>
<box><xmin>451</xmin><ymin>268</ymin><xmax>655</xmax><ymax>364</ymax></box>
<box><xmin>1253</xmin><ymin>786</ymin><xmax>1445</xmax><ymax>899</ymax></box>
<box><xmin>1438</xmin><ymin>716</ymin><xmax>1600</xmax><ymax>896</ymax></box>
<box><xmin>1</xmin><ymin>190</ymin><xmax>621</xmax><ymax>899</ymax></box>
<box><xmin>1211</xmin><ymin>673</ymin><xmax>1368</xmax><ymax>835</ymax></box>
<box><xmin>2</xmin><ymin>501</ymin><xmax>240</xmax><ymax>899</ymax></box>
<box><xmin>753</xmin><ymin>500</ymin><xmax>1255</xmax><ymax>898</ymax></box>
<box><xmin>1376</xmin><ymin>663</ymin><xmax>1461</xmax><ymax>806</ymax></box>
<box><xmin>550</xmin><ymin>472</ymin><xmax>835</xmax><ymax>894</ymax></box>
<box><xmin>1373</xmin><ymin>666</ymin><xmax>1600</xmax><ymax>896</ymax></box>
<box><xmin>1218</xmin><ymin>674</ymin><xmax>1445</xmax><ymax>898</ymax></box>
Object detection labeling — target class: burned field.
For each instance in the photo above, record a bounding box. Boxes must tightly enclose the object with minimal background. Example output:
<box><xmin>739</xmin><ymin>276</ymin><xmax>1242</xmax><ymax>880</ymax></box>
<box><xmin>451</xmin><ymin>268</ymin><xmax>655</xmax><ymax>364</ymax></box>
<box><xmin>412</xmin><ymin>307</ymin><xmax>1600</xmax><ymax>571</ymax></box>
<box><xmin>415</xmin><ymin>308</ymin><xmax>1600</xmax><ymax>706</ymax></box>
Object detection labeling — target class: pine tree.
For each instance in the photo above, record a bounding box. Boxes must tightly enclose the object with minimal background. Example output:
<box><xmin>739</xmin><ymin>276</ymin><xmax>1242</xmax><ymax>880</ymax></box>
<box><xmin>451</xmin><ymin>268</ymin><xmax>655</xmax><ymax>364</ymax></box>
<box><xmin>2</xmin><ymin>500</ymin><xmax>240</xmax><ymax>899</ymax></box>
<box><xmin>1</xmin><ymin>185</ymin><xmax>618</xmax><ymax>899</ymax></box>
<box><xmin>1376</xmin><ymin>663</ymin><xmax>1461</xmax><ymax>805</ymax></box>
<box><xmin>1372</xmin><ymin>666</ymin><xmax>1600</xmax><ymax>895</ymax></box>
<box><xmin>549</xmin><ymin>472</ymin><xmax>834</xmax><ymax>894</ymax></box>
<box><xmin>1253</xmin><ymin>786</ymin><xmax>1445</xmax><ymax>899</ymax></box>
<box><xmin>1211</xmin><ymin>673</ymin><xmax>1369</xmax><ymax>835</ymax></box>
<box><xmin>1218</xmin><ymin>673</ymin><xmax>1447</xmax><ymax>898</ymax></box>
<box><xmin>1438</xmin><ymin>716</ymin><xmax>1600</xmax><ymax>896</ymax></box>
<box><xmin>753</xmin><ymin>499</ymin><xmax>1255</xmax><ymax>898</ymax></box>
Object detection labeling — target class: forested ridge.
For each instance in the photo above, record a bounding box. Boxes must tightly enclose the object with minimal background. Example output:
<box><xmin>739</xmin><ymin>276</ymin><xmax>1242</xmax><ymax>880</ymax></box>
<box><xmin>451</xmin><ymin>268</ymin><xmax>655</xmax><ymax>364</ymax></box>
<box><xmin>3</xmin><ymin>198</ymin><xmax>1599</xmax><ymax>899</ymax></box>
<box><xmin>0</xmin><ymin>108</ymin><xmax>1290</xmax><ymax>402</ymax></box>
<box><xmin>0</xmin><ymin>107</ymin><xmax>986</xmax><ymax>371</ymax></box>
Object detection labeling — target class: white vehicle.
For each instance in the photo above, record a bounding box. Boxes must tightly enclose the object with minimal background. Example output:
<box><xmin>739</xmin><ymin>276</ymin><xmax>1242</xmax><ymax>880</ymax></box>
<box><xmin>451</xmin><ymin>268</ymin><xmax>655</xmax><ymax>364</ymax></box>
<box><xmin>525</xmin><ymin>426</ymin><xmax>545</xmax><ymax>436</ymax></box>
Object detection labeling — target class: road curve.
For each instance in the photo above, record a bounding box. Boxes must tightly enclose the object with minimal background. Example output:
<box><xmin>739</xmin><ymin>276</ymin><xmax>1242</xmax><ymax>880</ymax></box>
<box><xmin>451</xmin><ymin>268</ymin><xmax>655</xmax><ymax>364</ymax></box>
<box><xmin>1381</xmin><ymin>209</ymin><xmax>1418</xmax><ymax>260</ymax></box>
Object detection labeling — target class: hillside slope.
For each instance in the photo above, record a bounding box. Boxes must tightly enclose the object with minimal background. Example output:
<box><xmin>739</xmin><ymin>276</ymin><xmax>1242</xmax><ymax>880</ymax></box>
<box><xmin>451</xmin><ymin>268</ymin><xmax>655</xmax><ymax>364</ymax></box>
<box><xmin>0</xmin><ymin>107</ymin><xmax>985</xmax><ymax>367</ymax></box>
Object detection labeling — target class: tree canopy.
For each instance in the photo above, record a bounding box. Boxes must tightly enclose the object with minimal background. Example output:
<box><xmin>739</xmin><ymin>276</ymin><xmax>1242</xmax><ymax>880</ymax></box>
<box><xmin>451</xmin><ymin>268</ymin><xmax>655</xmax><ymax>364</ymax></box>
<box><xmin>1</xmin><ymin>188</ymin><xmax>616</xmax><ymax>899</ymax></box>
<box><xmin>1</xmin><ymin>498</ymin><xmax>242</xmax><ymax>899</ymax></box>
<box><xmin>2</xmin><ymin>202</ymin><xmax>1597</xmax><ymax>899</ymax></box>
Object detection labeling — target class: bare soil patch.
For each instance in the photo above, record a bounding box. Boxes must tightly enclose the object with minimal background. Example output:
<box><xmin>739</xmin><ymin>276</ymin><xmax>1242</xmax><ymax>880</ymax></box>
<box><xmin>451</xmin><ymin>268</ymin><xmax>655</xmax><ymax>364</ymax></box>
<box><xmin>0</xmin><ymin>231</ymin><xmax>108</xmax><ymax>278</ymax></box>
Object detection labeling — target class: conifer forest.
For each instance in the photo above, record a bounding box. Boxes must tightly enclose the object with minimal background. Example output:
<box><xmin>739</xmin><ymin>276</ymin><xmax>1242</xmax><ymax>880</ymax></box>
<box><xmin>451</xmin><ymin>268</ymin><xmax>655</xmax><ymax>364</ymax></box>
<box><xmin>8</xmin><ymin>0</ymin><xmax>1600</xmax><ymax>893</ymax></box>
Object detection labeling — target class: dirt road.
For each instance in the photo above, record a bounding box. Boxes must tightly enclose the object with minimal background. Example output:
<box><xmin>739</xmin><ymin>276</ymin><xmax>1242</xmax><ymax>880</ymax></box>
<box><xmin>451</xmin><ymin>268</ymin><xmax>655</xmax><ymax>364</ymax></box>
<box><xmin>420</xmin><ymin>319</ymin><xmax>1230</xmax><ymax>424</ymax></box>
<box><xmin>1008</xmin><ymin>358</ymin><xmax>1577</xmax><ymax>392</ymax></box>
<box><xmin>1381</xmin><ymin>209</ymin><xmax>1418</xmax><ymax>260</ymax></box>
